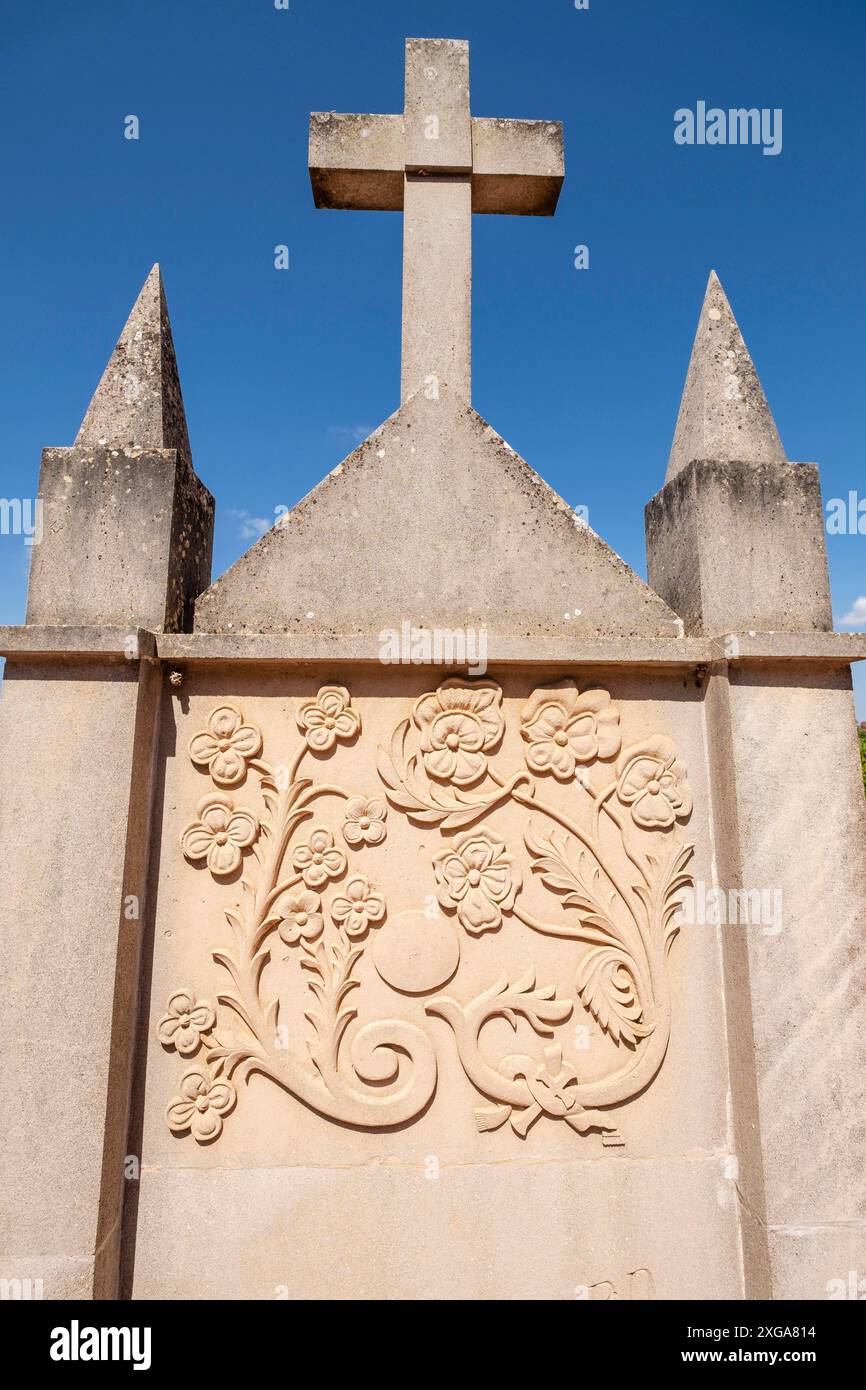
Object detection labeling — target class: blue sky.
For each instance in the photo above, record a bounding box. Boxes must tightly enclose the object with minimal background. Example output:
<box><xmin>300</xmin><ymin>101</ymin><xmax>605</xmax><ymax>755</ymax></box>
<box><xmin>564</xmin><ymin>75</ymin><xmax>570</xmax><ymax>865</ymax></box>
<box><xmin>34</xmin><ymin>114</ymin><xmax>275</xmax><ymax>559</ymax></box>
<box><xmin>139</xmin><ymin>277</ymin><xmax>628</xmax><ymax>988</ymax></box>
<box><xmin>1</xmin><ymin>0</ymin><xmax>863</xmax><ymax>711</ymax></box>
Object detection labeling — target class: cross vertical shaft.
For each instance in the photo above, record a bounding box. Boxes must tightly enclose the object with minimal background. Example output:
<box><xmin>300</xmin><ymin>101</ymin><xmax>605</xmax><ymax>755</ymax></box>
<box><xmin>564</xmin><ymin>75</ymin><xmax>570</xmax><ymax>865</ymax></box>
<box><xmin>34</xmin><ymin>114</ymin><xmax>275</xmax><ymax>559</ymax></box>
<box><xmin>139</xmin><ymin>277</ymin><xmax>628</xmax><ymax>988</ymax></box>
<box><xmin>308</xmin><ymin>37</ymin><xmax>564</xmax><ymax>405</ymax></box>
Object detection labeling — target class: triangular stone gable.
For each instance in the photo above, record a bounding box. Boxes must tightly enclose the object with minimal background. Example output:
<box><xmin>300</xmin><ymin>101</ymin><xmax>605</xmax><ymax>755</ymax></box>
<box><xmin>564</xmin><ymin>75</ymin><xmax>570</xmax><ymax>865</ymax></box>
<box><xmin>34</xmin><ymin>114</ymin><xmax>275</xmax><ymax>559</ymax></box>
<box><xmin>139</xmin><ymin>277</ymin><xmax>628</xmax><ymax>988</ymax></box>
<box><xmin>196</xmin><ymin>386</ymin><xmax>679</xmax><ymax>638</ymax></box>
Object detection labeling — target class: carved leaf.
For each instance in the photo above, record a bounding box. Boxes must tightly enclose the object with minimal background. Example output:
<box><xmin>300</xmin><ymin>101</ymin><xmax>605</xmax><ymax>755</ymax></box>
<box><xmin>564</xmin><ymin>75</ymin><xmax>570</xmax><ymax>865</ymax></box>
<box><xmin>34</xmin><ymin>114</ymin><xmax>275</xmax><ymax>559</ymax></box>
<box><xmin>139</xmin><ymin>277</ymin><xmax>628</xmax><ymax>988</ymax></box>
<box><xmin>575</xmin><ymin>947</ymin><xmax>651</xmax><ymax>1048</ymax></box>
<box><xmin>524</xmin><ymin>821</ymin><xmax>629</xmax><ymax>950</ymax></box>
<box><xmin>377</xmin><ymin>719</ymin><xmax>518</xmax><ymax>829</ymax></box>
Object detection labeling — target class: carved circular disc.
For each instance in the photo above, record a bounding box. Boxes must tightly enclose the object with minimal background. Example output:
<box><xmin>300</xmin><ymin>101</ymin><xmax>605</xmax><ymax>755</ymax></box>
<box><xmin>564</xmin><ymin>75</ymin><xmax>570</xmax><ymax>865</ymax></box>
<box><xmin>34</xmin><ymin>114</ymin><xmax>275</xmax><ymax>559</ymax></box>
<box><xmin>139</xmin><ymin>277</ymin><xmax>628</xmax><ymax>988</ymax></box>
<box><xmin>372</xmin><ymin>910</ymin><xmax>460</xmax><ymax>995</ymax></box>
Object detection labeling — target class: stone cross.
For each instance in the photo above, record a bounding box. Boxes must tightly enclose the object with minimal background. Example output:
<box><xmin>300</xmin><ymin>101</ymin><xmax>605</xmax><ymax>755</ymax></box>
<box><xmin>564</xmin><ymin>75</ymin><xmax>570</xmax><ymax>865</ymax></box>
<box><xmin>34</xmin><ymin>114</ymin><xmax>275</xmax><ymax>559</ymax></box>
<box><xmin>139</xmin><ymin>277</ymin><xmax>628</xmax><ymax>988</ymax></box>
<box><xmin>309</xmin><ymin>37</ymin><xmax>564</xmax><ymax>403</ymax></box>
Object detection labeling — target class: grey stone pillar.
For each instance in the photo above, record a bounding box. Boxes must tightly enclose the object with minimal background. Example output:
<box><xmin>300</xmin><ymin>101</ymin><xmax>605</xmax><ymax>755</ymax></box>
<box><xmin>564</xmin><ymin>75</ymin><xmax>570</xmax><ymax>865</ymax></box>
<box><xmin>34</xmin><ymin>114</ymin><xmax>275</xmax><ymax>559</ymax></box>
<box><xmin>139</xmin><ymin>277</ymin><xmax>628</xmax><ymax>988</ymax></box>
<box><xmin>0</xmin><ymin>266</ymin><xmax>212</xmax><ymax>1297</ymax></box>
<box><xmin>645</xmin><ymin>271</ymin><xmax>866</xmax><ymax>1299</ymax></box>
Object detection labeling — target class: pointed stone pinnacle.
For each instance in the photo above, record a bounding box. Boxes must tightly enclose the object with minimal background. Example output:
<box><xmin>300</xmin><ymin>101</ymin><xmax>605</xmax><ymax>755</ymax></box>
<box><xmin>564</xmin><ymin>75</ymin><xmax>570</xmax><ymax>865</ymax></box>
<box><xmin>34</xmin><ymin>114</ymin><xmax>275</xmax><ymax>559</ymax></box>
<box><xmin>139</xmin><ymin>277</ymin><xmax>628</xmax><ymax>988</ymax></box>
<box><xmin>666</xmin><ymin>270</ymin><xmax>786</xmax><ymax>483</ymax></box>
<box><xmin>75</xmin><ymin>264</ymin><xmax>192</xmax><ymax>463</ymax></box>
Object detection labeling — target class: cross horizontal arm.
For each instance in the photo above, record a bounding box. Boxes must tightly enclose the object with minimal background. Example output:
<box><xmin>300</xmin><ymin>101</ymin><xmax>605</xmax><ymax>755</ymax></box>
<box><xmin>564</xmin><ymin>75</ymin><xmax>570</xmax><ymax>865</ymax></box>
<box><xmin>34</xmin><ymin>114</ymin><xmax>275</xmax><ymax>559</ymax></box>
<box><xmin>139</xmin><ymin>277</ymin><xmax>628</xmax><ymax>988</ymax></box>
<box><xmin>309</xmin><ymin>113</ymin><xmax>564</xmax><ymax>215</ymax></box>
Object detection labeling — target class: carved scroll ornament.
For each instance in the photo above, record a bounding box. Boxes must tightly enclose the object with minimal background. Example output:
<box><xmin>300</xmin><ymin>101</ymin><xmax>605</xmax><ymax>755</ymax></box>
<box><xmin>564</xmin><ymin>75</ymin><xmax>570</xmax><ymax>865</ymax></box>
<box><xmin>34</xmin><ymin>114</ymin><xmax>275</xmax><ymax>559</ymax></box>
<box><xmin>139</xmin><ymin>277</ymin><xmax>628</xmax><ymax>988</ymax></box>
<box><xmin>160</xmin><ymin>679</ymin><xmax>693</xmax><ymax>1147</ymax></box>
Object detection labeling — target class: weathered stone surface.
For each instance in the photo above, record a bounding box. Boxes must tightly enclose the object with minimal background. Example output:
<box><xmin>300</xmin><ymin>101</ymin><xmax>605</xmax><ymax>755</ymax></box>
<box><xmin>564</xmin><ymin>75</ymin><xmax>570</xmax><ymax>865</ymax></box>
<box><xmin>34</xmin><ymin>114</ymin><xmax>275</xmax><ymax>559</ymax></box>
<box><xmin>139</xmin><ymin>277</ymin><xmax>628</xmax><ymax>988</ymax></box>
<box><xmin>404</xmin><ymin>37</ymin><xmax>471</xmax><ymax>172</ymax></box>
<box><xmin>26</xmin><ymin>446</ymin><xmax>213</xmax><ymax>632</ymax></box>
<box><xmin>471</xmin><ymin>117</ymin><xmax>564</xmax><ymax>215</ymax></box>
<box><xmin>713</xmin><ymin>666</ymin><xmax>866</xmax><ymax>1298</ymax></box>
<box><xmin>309</xmin><ymin>112</ymin><xmax>563</xmax><ymax>216</ymax></box>
<box><xmin>26</xmin><ymin>266</ymin><xmax>214</xmax><ymax>632</ymax></box>
<box><xmin>0</xmin><ymin>656</ymin><xmax>161</xmax><ymax>1298</ymax></box>
<box><xmin>645</xmin><ymin>458</ymin><xmax>833</xmax><ymax>635</ymax></box>
<box><xmin>402</xmin><ymin>177</ymin><xmax>472</xmax><ymax>398</ymax></box>
<box><xmin>195</xmin><ymin>384</ymin><xmax>681</xmax><ymax>639</ymax></box>
<box><xmin>76</xmin><ymin>265</ymin><xmax>192</xmax><ymax>463</ymax></box>
<box><xmin>666</xmin><ymin>271</ymin><xmax>786</xmax><ymax>483</ymax></box>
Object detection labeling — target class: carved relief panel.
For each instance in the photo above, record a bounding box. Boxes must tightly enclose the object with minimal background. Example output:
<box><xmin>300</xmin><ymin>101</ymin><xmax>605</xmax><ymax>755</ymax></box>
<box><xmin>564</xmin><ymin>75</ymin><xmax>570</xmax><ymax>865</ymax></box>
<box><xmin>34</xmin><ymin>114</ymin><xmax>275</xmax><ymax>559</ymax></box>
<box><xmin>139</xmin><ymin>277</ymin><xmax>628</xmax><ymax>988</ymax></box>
<box><xmin>154</xmin><ymin>675</ymin><xmax>695</xmax><ymax>1154</ymax></box>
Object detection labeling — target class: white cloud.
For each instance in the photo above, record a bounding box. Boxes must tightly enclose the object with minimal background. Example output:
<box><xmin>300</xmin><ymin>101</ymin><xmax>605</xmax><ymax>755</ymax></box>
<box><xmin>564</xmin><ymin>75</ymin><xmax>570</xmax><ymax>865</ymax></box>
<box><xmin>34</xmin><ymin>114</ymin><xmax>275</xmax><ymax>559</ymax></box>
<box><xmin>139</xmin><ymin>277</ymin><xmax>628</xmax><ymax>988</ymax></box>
<box><xmin>840</xmin><ymin>596</ymin><xmax>866</xmax><ymax>627</ymax></box>
<box><xmin>328</xmin><ymin>423</ymin><xmax>373</xmax><ymax>445</ymax></box>
<box><xmin>225</xmin><ymin>508</ymin><xmax>271</xmax><ymax>542</ymax></box>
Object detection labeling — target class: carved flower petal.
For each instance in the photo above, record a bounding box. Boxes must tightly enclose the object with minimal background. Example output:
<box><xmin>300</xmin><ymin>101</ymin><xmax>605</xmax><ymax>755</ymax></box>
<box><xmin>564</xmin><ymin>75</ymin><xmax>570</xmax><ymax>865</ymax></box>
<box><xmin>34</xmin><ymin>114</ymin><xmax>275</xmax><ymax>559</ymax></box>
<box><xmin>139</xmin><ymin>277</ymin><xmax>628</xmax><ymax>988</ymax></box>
<box><xmin>451</xmin><ymin>748</ymin><xmax>487</xmax><ymax>786</ymax></box>
<box><xmin>524</xmin><ymin>739</ymin><xmax>556</xmax><ymax>772</ymax></box>
<box><xmin>480</xmin><ymin>863</ymin><xmax>512</xmax><ymax>901</ymax></box>
<box><xmin>345</xmin><ymin>875</ymin><xmax>370</xmax><ymax>903</ymax></box>
<box><xmin>207</xmin><ymin>839</ymin><xmax>242</xmax><ymax>876</ymax></box>
<box><xmin>318</xmin><ymin>686</ymin><xmax>351</xmax><ymax>716</ymax></box>
<box><xmin>344</xmin><ymin>910</ymin><xmax>372</xmax><ymax>938</ymax></box>
<box><xmin>567</xmin><ymin>719</ymin><xmax>598</xmax><ymax>763</ymax></box>
<box><xmin>188</xmin><ymin>1002</ymin><xmax>216</xmax><ymax>1031</ymax></box>
<box><xmin>189</xmin><ymin>731</ymin><xmax>220</xmax><ymax>767</ymax></box>
<box><xmin>190</xmin><ymin>1108</ymin><xmax>223</xmax><ymax>1143</ymax></box>
<box><xmin>299</xmin><ymin>705</ymin><xmax>327</xmax><ymax>729</ymax></box>
<box><xmin>300</xmin><ymin>864</ymin><xmax>328</xmax><ymax>888</ymax></box>
<box><xmin>521</xmin><ymin>681</ymin><xmax>579</xmax><ymax>728</ymax></box>
<box><xmin>165</xmin><ymin>1098</ymin><xmax>197</xmax><ymax>1133</ymax></box>
<box><xmin>209</xmin><ymin>748</ymin><xmax>247</xmax><ymax>787</ymax></box>
<box><xmin>616</xmin><ymin>735</ymin><xmax>676</xmax><ymax>779</ymax></box>
<box><xmin>333</xmin><ymin>710</ymin><xmax>360</xmax><ymax>739</ymax></box>
<box><xmin>208</xmin><ymin>705</ymin><xmax>243</xmax><ymax>739</ymax></box>
<box><xmin>179</xmin><ymin>1069</ymin><xmax>207</xmax><ymax>1101</ymax></box>
<box><xmin>431</xmin><ymin>712</ymin><xmax>484</xmax><ymax>752</ymax></box>
<box><xmin>595</xmin><ymin>710</ymin><xmax>623</xmax><ymax>760</ymax></box>
<box><xmin>310</xmin><ymin>827</ymin><xmax>335</xmax><ymax>852</ymax></box>
<box><xmin>166</xmin><ymin>989</ymin><xmax>195</xmax><ymax>1015</ymax></box>
<box><xmin>305</xmin><ymin>724</ymin><xmax>336</xmax><ymax>752</ymax></box>
<box><xmin>575</xmin><ymin>688</ymin><xmax>613</xmax><ymax>716</ymax></box>
<box><xmin>322</xmin><ymin>850</ymin><xmax>347</xmax><ymax>878</ymax></box>
<box><xmin>180</xmin><ymin>823</ymin><xmax>214</xmax><ymax>862</ymax></box>
<box><xmin>618</xmin><ymin>755</ymin><xmax>663</xmax><ymax>802</ymax></box>
<box><xmin>632</xmin><ymin>789</ymin><xmax>676</xmax><ymax>829</ymax></box>
<box><xmin>228</xmin><ymin>724</ymin><xmax>262</xmax><ymax>759</ymax></box>
<box><xmin>423</xmin><ymin>746</ymin><xmax>457</xmax><ymax>781</ymax></box>
<box><xmin>365</xmin><ymin>797</ymin><xmax>387</xmax><ymax>823</ymax></box>
<box><xmin>175</xmin><ymin>1023</ymin><xmax>201</xmax><ymax>1057</ymax></box>
<box><xmin>331</xmin><ymin>894</ymin><xmax>352</xmax><ymax>922</ymax></box>
<box><xmin>525</xmin><ymin>706</ymin><xmax>568</xmax><ymax>741</ymax></box>
<box><xmin>342</xmin><ymin>821</ymin><xmax>364</xmax><ymax>846</ymax></box>
<box><xmin>413</xmin><ymin>691</ymin><xmax>442</xmax><ymax>729</ymax></box>
<box><xmin>226</xmin><ymin>808</ymin><xmax>258</xmax><ymax>848</ymax></box>
<box><xmin>549</xmin><ymin>744</ymin><xmax>577</xmax><ymax>779</ymax></box>
<box><xmin>461</xmin><ymin>836</ymin><xmax>496</xmax><ymax>873</ymax></box>
<box><xmin>200</xmin><ymin>800</ymin><xmax>232</xmax><ymax>833</ymax></box>
<box><xmin>364</xmin><ymin>819</ymin><xmax>387</xmax><ymax>846</ymax></box>
<box><xmin>207</xmin><ymin>1078</ymin><xmax>237</xmax><ymax>1117</ymax></box>
<box><xmin>278</xmin><ymin>911</ymin><xmax>324</xmax><ymax>945</ymax></box>
<box><xmin>363</xmin><ymin>893</ymin><xmax>386</xmax><ymax>923</ymax></box>
<box><xmin>458</xmin><ymin>888</ymin><xmax>502</xmax><ymax>935</ymax></box>
<box><xmin>345</xmin><ymin>795</ymin><xmax>368</xmax><ymax>821</ymax></box>
<box><xmin>156</xmin><ymin>1014</ymin><xmax>181</xmax><ymax>1046</ymax></box>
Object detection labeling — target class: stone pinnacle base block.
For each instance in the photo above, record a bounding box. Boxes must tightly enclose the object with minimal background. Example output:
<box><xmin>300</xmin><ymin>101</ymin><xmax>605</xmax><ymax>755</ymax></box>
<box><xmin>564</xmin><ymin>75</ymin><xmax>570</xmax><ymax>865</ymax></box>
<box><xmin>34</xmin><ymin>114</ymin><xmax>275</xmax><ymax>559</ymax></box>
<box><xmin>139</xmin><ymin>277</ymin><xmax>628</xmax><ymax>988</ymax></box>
<box><xmin>645</xmin><ymin>458</ymin><xmax>832</xmax><ymax>635</ymax></box>
<box><xmin>26</xmin><ymin>445</ymin><xmax>213</xmax><ymax>632</ymax></box>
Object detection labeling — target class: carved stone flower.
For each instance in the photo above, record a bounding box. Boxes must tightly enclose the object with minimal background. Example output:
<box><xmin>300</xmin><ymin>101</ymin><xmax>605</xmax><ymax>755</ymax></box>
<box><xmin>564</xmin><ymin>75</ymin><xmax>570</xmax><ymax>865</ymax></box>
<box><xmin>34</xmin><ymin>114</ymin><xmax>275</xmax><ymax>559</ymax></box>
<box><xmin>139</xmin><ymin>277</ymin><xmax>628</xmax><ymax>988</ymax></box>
<box><xmin>616</xmin><ymin>736</ymin><xmax>692</xmax><ymax>829</ymax></box>
<box><xmin>331</xmin><ymin>874</ymin><xmax>386</xmax><ymax>939</ymax></box>
<box><xmin>180</xmin><ymin>794</ymin><xmax>258</xmax><ymax>877</ymax></box>
<box><xmin>273</xmin><ymin>888</ymin><xmax>324</xmax><ymax>945</ymax></box>
<box><xmin>165</xmin><ymin>1068</ymin><xmax>236</xmax><ymax>1143</ymax></box>
<box><xmin>157</xmin><ymin>991</ymin><xmax>215</xmax><ymax>1057</ymax></box>
<box><xmin>432</xmin><ymin>827</ymin><xmax>521</xmax><ymax>935</ymax></box>
<box><xmin>292</xmin><ymin>826</ymin><xmax>346</xmax><ymax>888</ymax></box>
<box><xmin>521</xmin><ymin>682</ymin><xmax>621</xmax><ymax>780</ymax></box>
<box><xmin>297</xmin><ymin>685</ymin><xmax>360</xmax><ymax>752</ymax></box>
<box><xmin>342</xmin><ymin>795</ymin><xmax>387</xmax><ymax>847</ymax></box>
<box><xmin>413</xmin><ymin>679</ymin><xmax>504</xmax><ymax>786</ymax></box>
<box><xmin>189</xmin><ymin>704</ymin><xmax>262</xmax><ymax>786</ymax></box>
